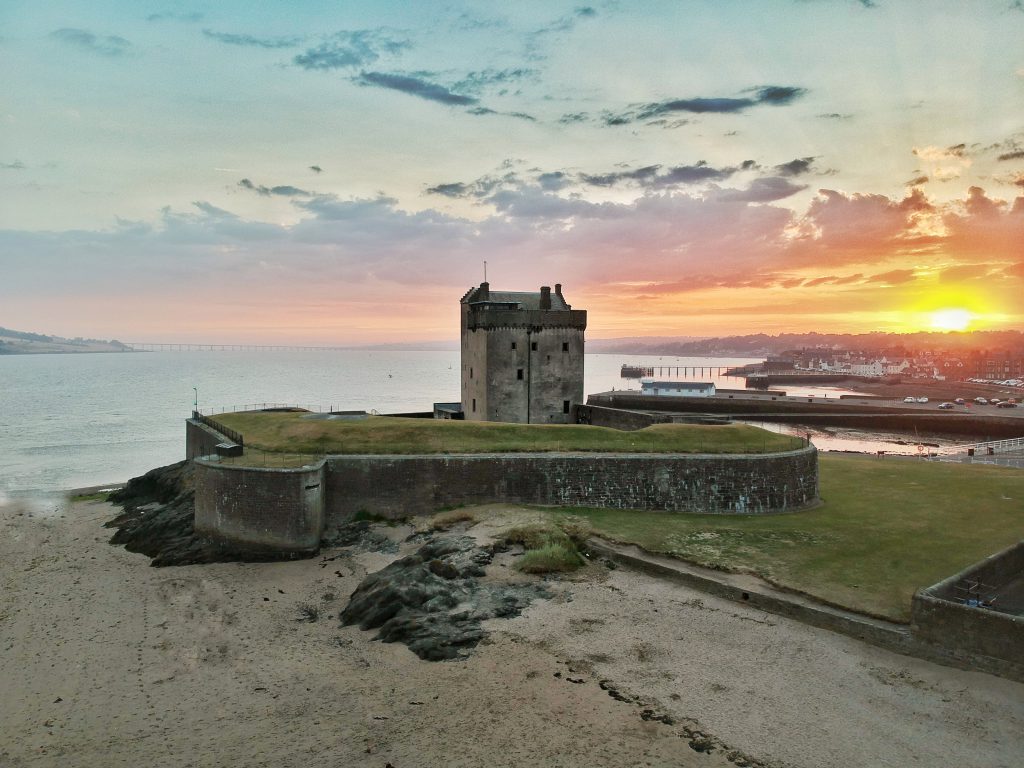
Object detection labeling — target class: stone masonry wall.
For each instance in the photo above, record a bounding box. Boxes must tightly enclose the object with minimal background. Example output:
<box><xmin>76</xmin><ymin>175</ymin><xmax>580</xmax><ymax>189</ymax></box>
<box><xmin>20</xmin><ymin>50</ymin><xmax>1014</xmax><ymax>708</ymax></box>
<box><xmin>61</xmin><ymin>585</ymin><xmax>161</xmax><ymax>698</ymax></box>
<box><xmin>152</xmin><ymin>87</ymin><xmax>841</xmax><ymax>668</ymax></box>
<box><xmin>194</xmin><ymin>458</ymin><xmax>325</xmax><ymax>554</ymax></box>
<box><xmin>322</xmin><ymin>446</ymin><xmax>818</xmax><ymax>524</ymax></box>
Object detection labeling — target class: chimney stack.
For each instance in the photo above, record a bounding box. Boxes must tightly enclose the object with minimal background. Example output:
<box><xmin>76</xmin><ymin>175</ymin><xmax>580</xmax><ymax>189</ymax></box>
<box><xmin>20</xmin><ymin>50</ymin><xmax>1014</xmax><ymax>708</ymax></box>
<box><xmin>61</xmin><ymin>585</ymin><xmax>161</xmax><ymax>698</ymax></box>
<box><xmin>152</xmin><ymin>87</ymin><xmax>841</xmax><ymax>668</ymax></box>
<box><xmin>540</xmin><ymin>286</ymin><xmax>551</xmax><ymax>310</ymax></box>
<box><xmin>478</xmin><ymin>281</ymin><xmax>490</xmax><ymax>301</ymax></box>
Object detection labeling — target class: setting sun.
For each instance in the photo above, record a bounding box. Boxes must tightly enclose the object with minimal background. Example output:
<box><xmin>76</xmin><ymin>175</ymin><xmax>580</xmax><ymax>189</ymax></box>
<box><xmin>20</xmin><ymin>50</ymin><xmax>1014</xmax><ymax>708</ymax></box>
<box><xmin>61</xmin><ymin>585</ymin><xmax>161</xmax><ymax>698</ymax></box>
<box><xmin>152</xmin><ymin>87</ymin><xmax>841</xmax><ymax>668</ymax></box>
<box><xmin>930</xmin><ymin>308</ymin><xmax>974</xmax><ymax>332</ymax></box>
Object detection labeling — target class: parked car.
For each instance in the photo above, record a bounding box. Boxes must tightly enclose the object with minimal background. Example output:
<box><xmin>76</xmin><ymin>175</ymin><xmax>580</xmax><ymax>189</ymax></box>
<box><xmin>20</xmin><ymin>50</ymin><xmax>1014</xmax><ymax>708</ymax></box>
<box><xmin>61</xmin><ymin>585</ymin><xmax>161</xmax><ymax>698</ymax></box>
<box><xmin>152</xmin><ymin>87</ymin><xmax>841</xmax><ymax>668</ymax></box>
<box><xmin>916</xmin><ymin>397</ymin><xmax>929</xmax><ymax>403</ymax></box>
<box><xmin>996</xmin><ymin>401</ymin><xmax>1018</xmax><ymax>408</ymax></box>
<box><xmin>903</xmin><ymin>396</ymin><xmax>917</xmax><ymax>403</ymax></box>
<box><xmin>954</xmin><ymin>397</ymin><xmax>965</xmax><ymax>404</ymax></box>
<box><xmin>937</xmin><ymin>402</ymin><xmax>955</xmax><ymax>409</ymax></box>
<box><xmin>974</xmin><ymin>397</ymin><xmax>989</xmax><ymax>405</ymax></box>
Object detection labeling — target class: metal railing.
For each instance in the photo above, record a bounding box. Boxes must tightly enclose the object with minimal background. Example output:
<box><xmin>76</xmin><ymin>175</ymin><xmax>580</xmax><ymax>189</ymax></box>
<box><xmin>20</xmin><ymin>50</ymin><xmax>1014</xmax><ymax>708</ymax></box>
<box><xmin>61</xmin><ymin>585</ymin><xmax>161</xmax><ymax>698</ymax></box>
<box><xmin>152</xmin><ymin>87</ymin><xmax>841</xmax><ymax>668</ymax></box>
<box><xmin>192</xmin><ymin>410</ymin><xmax>244</xmax><ymax>446</ymax></box>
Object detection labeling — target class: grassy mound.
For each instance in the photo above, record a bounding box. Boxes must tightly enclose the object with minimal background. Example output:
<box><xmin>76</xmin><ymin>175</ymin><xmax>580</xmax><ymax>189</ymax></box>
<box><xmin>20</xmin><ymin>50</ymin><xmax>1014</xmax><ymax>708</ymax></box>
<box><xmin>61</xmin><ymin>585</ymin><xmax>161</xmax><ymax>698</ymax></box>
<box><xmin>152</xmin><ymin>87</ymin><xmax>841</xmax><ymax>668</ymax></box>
<box><xmin>209</xmin><ymin>412</ymin><xmax>803</xmax><ymax>457</ymax></box>
<box><xmin>498</xmin><ymin>523</ymin><xmax>587</xmax><ymax>574</ymax></box>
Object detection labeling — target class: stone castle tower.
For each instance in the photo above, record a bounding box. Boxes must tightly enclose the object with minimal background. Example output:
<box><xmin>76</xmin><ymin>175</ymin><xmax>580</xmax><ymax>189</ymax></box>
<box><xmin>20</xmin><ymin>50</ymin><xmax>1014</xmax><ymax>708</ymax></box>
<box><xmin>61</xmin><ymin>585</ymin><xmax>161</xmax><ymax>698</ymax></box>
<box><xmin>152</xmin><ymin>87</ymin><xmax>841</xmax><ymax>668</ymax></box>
<box><xmin>460</xmin><ymin>282</ymin><xmax>587</xmax><ymax>423</ymax></box>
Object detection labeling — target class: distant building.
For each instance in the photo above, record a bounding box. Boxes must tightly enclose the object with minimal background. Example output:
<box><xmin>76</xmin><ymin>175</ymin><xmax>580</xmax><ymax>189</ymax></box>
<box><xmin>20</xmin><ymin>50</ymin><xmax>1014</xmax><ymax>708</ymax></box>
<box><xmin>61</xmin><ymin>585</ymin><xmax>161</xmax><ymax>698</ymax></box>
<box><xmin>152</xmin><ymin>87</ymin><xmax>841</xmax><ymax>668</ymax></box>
<box><xmin>640</xmin><ymin>380</ymin><xmax>716</xmax><ymax>397</ymax></box>
<box><xmin>460</xmin><ymin>282</ymin><xmax>587</xmax><ymax>423</ymax></box>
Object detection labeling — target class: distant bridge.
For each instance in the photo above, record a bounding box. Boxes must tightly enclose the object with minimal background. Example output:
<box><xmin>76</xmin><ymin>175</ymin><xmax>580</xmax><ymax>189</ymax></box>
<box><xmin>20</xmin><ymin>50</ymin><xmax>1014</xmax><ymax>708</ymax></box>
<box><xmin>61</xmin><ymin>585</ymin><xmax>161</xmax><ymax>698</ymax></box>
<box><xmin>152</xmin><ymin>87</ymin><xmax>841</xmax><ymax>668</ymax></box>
<box><xmin>123</xmin><ymin>343</ymin><xmax>354</xmax><ymax>352</ymax></box>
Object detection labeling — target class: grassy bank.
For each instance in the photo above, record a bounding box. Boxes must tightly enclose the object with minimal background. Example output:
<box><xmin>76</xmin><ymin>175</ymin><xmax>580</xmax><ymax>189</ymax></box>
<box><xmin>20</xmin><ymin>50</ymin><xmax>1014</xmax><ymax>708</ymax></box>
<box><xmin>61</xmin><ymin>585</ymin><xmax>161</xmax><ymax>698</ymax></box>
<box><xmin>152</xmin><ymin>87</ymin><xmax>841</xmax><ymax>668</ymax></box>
<box><xmin>549</xmin><ymin>455</ymin><xmax>1024</xmax><ymax>621</ymax></box>
<box><xmin>210</xmin><ymin>412</ymin><xmax>803</xmax><ymax>456</ymax></box>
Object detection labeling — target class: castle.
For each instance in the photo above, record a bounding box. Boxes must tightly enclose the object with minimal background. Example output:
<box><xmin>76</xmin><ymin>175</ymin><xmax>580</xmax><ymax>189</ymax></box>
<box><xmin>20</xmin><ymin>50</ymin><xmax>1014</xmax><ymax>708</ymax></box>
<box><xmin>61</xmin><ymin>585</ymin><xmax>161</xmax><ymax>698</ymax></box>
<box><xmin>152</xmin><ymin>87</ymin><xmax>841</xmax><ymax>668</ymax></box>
<box><xmin>460</xmin><ymin>282</ymin><xmax>587</xmax><ymax>423</ymax></box>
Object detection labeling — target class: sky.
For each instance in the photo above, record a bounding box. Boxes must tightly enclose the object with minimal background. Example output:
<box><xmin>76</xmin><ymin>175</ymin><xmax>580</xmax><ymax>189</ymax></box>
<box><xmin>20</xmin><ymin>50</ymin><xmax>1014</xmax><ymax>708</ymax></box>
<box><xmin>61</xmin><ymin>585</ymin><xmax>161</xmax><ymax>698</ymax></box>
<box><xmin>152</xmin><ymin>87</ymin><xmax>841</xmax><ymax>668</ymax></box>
<box><xmin>2</xmin><ymin>0</ymin><xmax>1023</xmax><ymax>344</ymax></box>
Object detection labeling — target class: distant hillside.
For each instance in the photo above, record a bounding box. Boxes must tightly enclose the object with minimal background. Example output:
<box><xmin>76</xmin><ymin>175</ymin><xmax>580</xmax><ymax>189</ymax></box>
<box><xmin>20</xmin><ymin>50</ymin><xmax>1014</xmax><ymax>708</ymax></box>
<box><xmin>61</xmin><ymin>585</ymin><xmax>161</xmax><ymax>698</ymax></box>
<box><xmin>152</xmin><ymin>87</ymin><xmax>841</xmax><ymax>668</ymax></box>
<box><xmin>0</xmin><ymin>326</ymin><xmax>131</xmax><ymax>355</ymax></box>
<box><xmin>586</xmin><ymin>330</ymin><xmax>1024</xmax><ymax>357</ymax></box>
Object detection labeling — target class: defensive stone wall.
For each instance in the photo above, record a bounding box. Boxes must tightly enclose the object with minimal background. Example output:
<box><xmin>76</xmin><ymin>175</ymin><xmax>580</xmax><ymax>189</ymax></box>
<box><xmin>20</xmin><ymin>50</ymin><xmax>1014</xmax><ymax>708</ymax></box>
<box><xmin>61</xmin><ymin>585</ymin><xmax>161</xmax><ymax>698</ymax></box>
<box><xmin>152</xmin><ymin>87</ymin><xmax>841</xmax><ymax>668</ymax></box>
<box><xmin>321</xmin><ymin>446</ymin><xmax>818</xmax><ymax>524</ymax></box>
<box><xmin>193</xmin><ymin>458</ymin><xmax>325</xmax><ymax>555</ymax></box>
<box><xmin>911</xmin><ymin>541</ymin><xmax>1024</xmax><ymax>667</ymax></box>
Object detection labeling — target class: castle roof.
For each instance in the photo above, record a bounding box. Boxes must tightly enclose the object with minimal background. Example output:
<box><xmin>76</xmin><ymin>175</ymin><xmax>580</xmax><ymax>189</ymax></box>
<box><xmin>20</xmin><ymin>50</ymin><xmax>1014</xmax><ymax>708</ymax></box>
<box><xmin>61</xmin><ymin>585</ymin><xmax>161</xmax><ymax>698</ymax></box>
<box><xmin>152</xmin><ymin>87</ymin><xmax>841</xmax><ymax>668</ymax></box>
<box><xmin>462</xmin><ymin>283</ymin><xmax>572</xmax><ymax>310</ymax></box>
<box><xmin>483</xmin><ymin>291</ymin><xmax>570</xmax><ymax>310</ymax></box>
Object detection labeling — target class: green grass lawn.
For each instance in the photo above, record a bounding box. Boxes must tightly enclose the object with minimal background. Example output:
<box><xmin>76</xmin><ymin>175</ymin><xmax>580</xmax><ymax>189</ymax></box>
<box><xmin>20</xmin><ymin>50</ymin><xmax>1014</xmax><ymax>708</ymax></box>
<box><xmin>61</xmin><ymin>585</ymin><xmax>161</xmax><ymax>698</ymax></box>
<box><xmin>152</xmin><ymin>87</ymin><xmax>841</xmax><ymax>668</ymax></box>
<box><xmin>549</xmin><ymin>454</ymin><xmax>1024</xmax><ymax>622</ymax></box>
<box><xmin>209</xmin><ymin>412</ymin><xmax>803</xmax><ymax>456</ymax></box>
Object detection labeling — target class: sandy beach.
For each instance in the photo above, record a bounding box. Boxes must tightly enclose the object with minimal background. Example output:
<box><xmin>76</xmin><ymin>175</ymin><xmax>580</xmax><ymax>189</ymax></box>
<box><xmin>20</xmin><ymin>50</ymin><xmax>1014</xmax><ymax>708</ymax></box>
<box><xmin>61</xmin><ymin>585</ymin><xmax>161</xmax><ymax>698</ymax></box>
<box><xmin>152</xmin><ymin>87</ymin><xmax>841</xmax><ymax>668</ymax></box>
<box><xmin>2</xmin><ymin>495</ymin><xmax>1023</xmax><ymax>768</ymax></box>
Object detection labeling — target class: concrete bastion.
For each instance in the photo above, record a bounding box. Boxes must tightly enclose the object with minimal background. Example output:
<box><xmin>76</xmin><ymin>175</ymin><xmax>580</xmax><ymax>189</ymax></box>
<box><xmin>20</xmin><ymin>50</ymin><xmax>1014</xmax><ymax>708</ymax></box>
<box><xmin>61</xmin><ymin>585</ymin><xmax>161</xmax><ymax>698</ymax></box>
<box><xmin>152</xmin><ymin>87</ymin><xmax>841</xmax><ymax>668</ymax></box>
<box><xmin>189</xmin><ymin>418</ymin><xmax>819</xmax><ymax>554</ymax></box>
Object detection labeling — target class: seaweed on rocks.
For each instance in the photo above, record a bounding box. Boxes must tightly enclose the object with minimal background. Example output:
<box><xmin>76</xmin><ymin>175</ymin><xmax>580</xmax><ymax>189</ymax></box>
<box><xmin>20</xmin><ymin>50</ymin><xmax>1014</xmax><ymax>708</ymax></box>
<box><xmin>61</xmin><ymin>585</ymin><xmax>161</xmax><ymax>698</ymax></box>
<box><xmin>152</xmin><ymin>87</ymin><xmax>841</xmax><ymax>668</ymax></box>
<box><xmin>105</xmin><ymin>461</ymin><xmax>299</xmax><ymax>567</ymax></box>
<box><xmin>341</xmin><ymin>536</ymin><xmax>550</xmax><ymax>661</ymax></box>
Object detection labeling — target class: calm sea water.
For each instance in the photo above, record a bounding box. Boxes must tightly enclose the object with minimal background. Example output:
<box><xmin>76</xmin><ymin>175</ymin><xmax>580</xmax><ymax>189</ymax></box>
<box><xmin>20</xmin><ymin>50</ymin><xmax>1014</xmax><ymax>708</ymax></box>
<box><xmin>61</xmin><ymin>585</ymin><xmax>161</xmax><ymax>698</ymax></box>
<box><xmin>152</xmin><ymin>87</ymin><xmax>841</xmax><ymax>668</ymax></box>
<box><xmin>1</xmin><ymin>350</ymin><xmax>763</xmax><ymax>496</ymax></box>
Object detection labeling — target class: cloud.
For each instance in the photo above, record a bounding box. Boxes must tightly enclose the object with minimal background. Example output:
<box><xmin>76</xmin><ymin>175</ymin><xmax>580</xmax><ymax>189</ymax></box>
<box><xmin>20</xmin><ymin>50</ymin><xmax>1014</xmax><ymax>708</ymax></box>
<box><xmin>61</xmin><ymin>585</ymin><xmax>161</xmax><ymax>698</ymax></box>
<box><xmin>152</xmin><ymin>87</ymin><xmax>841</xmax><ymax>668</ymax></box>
<box><xmin>783</xmin><ymin>187</ymin><xmax>938</xmax><ymax>267</ymax></box>
<box><xmin>865</xmin><ymin>269</ymin><xmax>916</xmax><ymax>285</ymax></box>
<box><xmin>202</xmin><ymin>30</ymin><xmax>302</xmax><ymax>49</ymax></box>
<box><xmin>536</xmin><ymin>172</ymin><xmax>570</xmax><ymax>191</ymax></box>
<box><xmin>817</xmin><ymin>112</ymin><xmax>852</xmax><ymax>120</ymax></box>
<box><xmin>238</xmin><ymin>178</ymin><xmax>312</xmax><ymax>197</ymax></box>
<box><xmin>534</xmin><ymin>6</ymin><xmax>598</xmax><ymax>36</ymax></box>
<box><xmin>5</xmin><ymin>181</ymin><xmax>1023</xmax><ymax>340</ymax></box>
<box><xmin>605</xmin><ymin>85</ymin><xmax>807</xmax><ymax>125</ymax></box>
<box><xmin>425</xmin><ymin>182</ymin><xmax>470</xmax><ymax>198</ymax></box>
<box><xmin>912</xmin><ymin>143</ymin><xmax>972</xmax><ymax>181</ymax></box>
<box><xmin>309</xmin><ymin>165</ymin><xmax>323</xmax><ymax>173</ymax></box>
<box><xmin>711</xmin><ymin>177</ymin><xmax>808</xmax><ymax>203</ymax></box>
<box><xmin>293</xmin><ymin>30</ymin><xmax>409</xmax><ymax>71</ymax></box>
<box><xmin>465</xmin><ymin>106</ymin><xmax>536</xmax><ymax>121</ymax></box>
<box><xmin>997</xmin><ymin>149</ymin><xmax>1024</xmax><ymax>161</ymax></box>
<box><xmin>146</xmin><ymin>11</ymin><xmax>203</xmax><ymax>22</ymax></box>
<box><xmin>50</xmin><ymin>28</ymin><xmax>131</xmax><ymax>56</ymax></box>
<box><xmin>355</xmin><ymin>71</ymin><xmax>477</xmax><ymax>106</ymax></box>
<box><xmin>580</xmin><ymin>162</ymin><xmax>741</xmax><ymax>189</ymax></box>
<box><xmin>454</xmin><ymin>68</ymin><xmax>538</xmax><ymax>94</ymax></box>
<box><xmin>774</xmin><ymin>157</ymin><xmax>816</xmax><ymax>177</ymax></box>
<box><xmin>1</xmin><ymin>161</ymin><xmax>26</xmax><ymax>170</ymax></box>
<box><xmin>906</xmin><ymin>175</ymin><xmax>929</xmax><ymax>186</ymax></box>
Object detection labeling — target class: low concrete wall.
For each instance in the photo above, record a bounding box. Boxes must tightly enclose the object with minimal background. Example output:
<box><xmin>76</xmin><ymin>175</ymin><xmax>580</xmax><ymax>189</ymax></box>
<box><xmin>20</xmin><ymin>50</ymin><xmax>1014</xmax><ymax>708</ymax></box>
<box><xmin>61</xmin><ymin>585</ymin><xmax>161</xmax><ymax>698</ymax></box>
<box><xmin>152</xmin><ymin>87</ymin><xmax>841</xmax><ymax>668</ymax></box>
<box><xmin>194</xmin><ymin>458</ymin><xmax>325</xmax><ymax>554</ymax></box>
<box><xmin>322</xmin><ymin>446</ymin><xmax>818</xmax><ymax>524</ymax></box>
<box><xmin>911</xmin><ymin>542</ymin><xmax>1024</xmax><ymax>666</ymax></box>
<box><xmin>587</xmin><ymin>393</ymin><xmax>1024</xmax><ymax>438</ymax></box>
<box><xmin>573</xmin><ymin>404</ymin><xmax>670</xmax><ymax>431</ymax></box>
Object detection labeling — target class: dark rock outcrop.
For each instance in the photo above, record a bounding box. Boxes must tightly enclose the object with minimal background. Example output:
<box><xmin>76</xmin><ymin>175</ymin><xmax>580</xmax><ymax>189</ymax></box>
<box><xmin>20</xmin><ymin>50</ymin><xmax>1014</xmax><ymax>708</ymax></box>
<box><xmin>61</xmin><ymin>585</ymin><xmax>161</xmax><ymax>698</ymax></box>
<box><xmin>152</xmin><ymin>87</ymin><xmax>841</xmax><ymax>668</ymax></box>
<box><xmin>341</xmin><ymin>536</ymin><xmax>549</xmax><ymax>661</ymax></box>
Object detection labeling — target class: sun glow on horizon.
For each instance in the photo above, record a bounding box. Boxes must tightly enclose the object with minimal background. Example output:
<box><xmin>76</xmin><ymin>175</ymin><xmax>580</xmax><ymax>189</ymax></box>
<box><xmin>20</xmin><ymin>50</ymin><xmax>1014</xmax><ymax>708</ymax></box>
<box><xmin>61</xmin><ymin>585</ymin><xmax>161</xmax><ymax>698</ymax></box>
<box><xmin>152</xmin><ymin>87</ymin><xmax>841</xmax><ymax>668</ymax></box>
<box><xmin>929</xmin><ymin>308</ymin><xmax>974</xmax><ymax>332</ymax></box>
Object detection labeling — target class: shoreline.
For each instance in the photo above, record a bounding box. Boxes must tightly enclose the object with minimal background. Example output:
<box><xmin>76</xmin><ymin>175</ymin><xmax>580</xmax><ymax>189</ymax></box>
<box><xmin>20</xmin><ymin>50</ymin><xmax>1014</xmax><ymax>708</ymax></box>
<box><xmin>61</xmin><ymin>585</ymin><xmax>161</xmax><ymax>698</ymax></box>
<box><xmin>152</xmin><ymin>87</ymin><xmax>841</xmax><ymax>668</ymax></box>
<box><xmin>2</xmin><ymin>496</ymin><xmax>1022</xmax><ymax>767</ymax></box>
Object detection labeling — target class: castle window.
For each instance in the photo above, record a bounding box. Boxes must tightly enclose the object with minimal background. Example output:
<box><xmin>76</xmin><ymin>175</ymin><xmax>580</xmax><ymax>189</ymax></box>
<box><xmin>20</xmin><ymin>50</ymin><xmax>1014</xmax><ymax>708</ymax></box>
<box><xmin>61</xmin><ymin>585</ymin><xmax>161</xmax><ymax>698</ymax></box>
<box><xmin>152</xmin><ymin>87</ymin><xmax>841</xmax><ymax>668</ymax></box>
<box><xmin>563</xmin><ymin>400</ymin><xmax>570</xmax><ymax>414</ymax></box>
<box><xmin>511</xmin><ymin>342</ymin><xmax>516</xmax><ymax>350</ymax></box>
<box><xmin>546</xmin><ymin>355</ymin><xmax>550</xmax><ymax>362</ymax></box>
<box><xmin>470</xmin><ymin>367</ymin><xmax>473</xmax><ymax>379</ymax></box>
<box><xmin>517</xmin><ymin>368</ymin><xmax>524</xmax><ymax>380</ymax></box>
<box><xmin>472</xmin><ymin>398</ymin><xmax>476</xmax><ymax>412</ymax></box>
<box><xmin>531</xmin><ymin>342</ymin><xmax>538</xmax><ymax>351</ymax></box>
<box><xmin>562</xmin><ymin>342</ymin><xmax>569</xmax><ymax>352</ymax></box>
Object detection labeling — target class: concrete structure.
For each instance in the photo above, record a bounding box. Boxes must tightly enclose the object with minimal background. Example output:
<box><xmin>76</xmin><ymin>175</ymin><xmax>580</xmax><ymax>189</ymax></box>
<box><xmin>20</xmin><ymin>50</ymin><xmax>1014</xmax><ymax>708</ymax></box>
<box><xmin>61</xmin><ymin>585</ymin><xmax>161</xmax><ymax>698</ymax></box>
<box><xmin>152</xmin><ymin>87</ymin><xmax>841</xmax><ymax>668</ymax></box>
<box><xmin>460</xmin><ymin>282</ymin><xmax>586</xmax><ymax>424</ymax></box>
<box><xmin>193</xmin><ymin>458</ymin><xmax>325</xmax><ymax>555</ymax></box>
<box><xmin>911</xmin><ymin>541</ymin><xmax>1024</xmax><ymax>669</ymax></box>
<box><xmin>640</xmin><ymin>380</ymin><xmax>716</xmax><ymax>397</ymax></box>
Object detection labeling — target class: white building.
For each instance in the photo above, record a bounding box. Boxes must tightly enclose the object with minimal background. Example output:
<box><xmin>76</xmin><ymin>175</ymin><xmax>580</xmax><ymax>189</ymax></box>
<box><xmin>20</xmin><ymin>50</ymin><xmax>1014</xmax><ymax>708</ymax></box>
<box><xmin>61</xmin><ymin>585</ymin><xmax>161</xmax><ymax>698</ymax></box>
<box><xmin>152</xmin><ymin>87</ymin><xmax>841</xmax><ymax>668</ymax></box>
<box><xmin>640</xmin><ymin>379</ymin><xmax>716</xmax><ymax>397</ymax></box>
<box><xmin>850</xmin><ymin>361</ymin><xmax>884</xmax><ymax>376</ymax></box>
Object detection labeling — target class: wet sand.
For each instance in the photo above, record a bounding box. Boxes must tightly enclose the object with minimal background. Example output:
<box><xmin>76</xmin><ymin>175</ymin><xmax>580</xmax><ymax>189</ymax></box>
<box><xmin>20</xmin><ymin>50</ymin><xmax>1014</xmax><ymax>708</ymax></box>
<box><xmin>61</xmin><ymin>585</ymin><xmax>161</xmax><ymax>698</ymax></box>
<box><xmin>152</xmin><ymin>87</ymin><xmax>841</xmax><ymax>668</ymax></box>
<box><xmin>2</xmin><ymin>496</ymin><xmax>1023</xmax><ymax>768</ymax></box>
